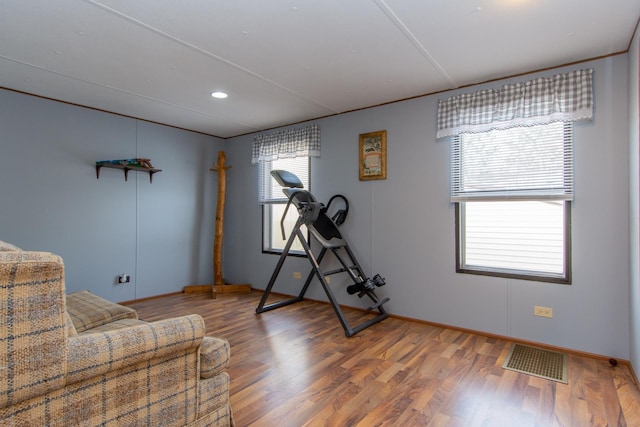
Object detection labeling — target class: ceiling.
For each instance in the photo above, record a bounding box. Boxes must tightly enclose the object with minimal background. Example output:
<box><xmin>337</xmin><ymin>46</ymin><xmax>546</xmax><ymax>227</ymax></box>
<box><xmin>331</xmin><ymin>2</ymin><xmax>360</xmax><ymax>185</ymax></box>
<box><xmin>1</xmin><ymin>1</ymin><xmax>638</xmax><ymax>139</ymax></box>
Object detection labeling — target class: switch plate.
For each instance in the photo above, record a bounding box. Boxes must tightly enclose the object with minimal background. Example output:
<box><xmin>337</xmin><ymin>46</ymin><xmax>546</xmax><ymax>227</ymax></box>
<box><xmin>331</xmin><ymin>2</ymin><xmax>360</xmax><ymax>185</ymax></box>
<box><xmin>534</xmin><ymin>305</ymin><xmax>553</xmax><ymax>318</ymax></box>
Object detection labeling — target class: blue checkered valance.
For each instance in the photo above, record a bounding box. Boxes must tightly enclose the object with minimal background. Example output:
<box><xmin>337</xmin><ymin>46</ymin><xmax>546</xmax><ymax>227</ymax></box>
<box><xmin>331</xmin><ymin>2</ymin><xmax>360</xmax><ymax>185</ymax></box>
<box><xmin>251</xmin><ymin>124</ymin><xmax>320</xmax><ymax>164</ymax></box>
<box><xmin>436</xmin><ymin>68</ymin><xmax>593</xmax><ymax>139</ymax></box>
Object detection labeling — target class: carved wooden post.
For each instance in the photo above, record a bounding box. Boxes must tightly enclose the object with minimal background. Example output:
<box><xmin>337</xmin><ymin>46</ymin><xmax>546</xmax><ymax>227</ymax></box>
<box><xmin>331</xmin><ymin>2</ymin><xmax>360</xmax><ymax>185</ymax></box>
<box><xmin>207</xmin><ymin>151</ymin><xmax>251</xmax><ymax>298</ymax></box>
<box><xmin>210</xmin><ymin>151</ymin><xmax>231</xmax><ymax>298</ymax></box>
<box><xmin>183</xmin><ymin>153</ymin><xmax>250</xmax><ymax>296</ymax></box>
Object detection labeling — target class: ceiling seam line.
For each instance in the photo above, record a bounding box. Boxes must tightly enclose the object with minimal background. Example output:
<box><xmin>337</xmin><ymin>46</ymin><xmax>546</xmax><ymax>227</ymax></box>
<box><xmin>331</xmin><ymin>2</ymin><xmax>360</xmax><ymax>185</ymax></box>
<box><xmin>0</xmin><ymin>53</ymin><xmax>259</xmax><ymax>130</ymax></box>
<box><xmin>83</xmin><ymin>0</ymin><xmax>340</xmax><ymax>114</ymax></box>
<box><xmin>372</xmin><ymin>0</ymin><xmax>458</xmax><ymax>88</ymax></box>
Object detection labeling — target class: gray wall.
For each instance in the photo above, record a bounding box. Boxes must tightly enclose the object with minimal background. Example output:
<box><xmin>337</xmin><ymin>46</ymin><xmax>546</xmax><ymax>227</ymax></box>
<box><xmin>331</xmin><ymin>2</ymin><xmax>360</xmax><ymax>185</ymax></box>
<box><xmin>224</xmin><ymin>56</ymin><xmax>632</xmax><ymax>359</ymax></box>
<box><xmin>629</xmin><ymin>28</ymin><xmax>640</xmax><ymax>372</ymax></box>
<box><xmin>0</xmin><ymin>54</ymin><xmax>633</xmax><ymax>361</ymax></box>
<box><xmin>0</xmin><ymin>90</ymin><xmax>223</xmax><ymax>302</ymax></box>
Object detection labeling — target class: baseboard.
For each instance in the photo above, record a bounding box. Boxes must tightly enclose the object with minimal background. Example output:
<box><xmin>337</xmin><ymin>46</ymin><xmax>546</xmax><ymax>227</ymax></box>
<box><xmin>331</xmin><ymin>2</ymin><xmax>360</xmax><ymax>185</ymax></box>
<box><xmin>256</xmin><ymin>289</ymin><xmax>632</xmax><ymax>366</ymax></box>
<box><xmin>629</xmin><ymin>361</ymin><xmax>640</xmax><ymax>387</ymax></box>
<box><xmin>392</xmin><ymin>313</ymin><xmax>629</xmax><ymax>365</ymax></box>
<box><xmin>118</xmin><ymin>291</ymin><xmax>183</xmax><ymax>306</ymax></box>
<box><xmin>214</xmin><ymin>283</ymin><xmax>252</xmax><ymax>293</ymax></box>
<box><xmin>184</xmin><ymin>284</ymin><xmax>252</xmax><ymax>294</ymax></box>
<box><xmin>183</xmin><ymin>285</ymin><xmax>213</xmax><ymax>293</ymax></box>
<box><xmin>122</xmin><ymin>287</ymin><xmax>637</xmax><ymax>378</ymax></box>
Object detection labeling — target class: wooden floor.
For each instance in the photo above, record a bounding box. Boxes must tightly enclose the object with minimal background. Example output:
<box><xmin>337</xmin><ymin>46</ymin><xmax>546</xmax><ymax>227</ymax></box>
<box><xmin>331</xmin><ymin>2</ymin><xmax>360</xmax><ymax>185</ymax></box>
<box><xmin>127</xmin><ymin>291</ymin><xmax>640</xmax><ymax>427</ymax></box>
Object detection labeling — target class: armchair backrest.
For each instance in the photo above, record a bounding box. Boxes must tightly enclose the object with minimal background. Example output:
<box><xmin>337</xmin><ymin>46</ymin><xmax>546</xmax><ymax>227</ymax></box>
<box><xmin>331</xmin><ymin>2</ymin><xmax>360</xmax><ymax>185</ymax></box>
<box><xmin>0</xmin><ymin>251</ymin><xmax>68</xmax><ymax>409</ymax></box>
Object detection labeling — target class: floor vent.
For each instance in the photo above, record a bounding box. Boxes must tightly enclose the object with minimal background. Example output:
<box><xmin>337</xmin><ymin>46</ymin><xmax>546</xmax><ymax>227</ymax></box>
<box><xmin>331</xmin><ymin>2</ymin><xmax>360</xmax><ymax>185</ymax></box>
<box><xmin>502</xmin><ymin>343</ymin><xmax>568</xmax><ymax>383</ymax></box>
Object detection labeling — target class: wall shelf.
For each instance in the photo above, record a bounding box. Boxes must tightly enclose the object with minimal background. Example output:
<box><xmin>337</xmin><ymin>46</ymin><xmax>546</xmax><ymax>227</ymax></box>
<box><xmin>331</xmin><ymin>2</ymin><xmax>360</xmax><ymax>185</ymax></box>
<box><xmin>96</xmin><ymin>163</ymin><xmax>162</xmax><ymax>183</ymax></box>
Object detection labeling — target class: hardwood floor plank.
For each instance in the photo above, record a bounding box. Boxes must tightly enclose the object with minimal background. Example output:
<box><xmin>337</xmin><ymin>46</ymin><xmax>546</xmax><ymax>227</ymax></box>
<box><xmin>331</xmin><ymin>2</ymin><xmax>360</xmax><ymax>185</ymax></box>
<box><xmin>126</xmin><ymin>291</ymin><xmax>640</xmax><ymax>426</ymax></box>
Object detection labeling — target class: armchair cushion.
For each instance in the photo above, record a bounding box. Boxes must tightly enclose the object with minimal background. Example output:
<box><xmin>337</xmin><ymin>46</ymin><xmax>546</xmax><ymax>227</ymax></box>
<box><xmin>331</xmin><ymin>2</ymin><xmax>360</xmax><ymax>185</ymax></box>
<box><xmin>65</xmin><ymin>311</ymin><xmax>78</xmax><ymax>337</ymax></box>
<box><xmin>66</xmin><ymin>290</ymin><xmax>138</xmax><ymax>332</ymax></box>
<box><xmin>81</xmin><ymin>317</ymin><xmax>146</xmax><ymax>333</ymax></box>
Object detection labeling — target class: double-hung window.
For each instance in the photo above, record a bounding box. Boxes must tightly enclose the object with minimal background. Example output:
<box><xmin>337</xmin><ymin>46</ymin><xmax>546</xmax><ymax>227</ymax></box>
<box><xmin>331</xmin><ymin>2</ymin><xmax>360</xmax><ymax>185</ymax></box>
<box><xmin>259</xmin><ymin>157</ymin><xmax>310</xmax><ymax>254</ymax></box>
<box><xmin>453</xmin><ymin>122</ymin><xmax>573</xmax><ymax>282</ymax></box>
<box><xmin>252</xmin><ymin>124</ymin><xmax>320</xmax><ymax>255</ymax></box>
<box><xmin>437</xmin><ymin>68</ymin><xmax>594</xmax><ymax>284</ymax></box>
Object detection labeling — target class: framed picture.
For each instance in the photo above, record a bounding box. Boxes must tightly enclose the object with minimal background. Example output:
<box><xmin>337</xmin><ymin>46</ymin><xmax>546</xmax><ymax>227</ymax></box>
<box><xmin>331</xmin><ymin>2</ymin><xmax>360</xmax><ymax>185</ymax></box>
<box><xmin>359</xmin><ymin>130</ymin><xmax>387</xmax><ymax>180</ymax></box>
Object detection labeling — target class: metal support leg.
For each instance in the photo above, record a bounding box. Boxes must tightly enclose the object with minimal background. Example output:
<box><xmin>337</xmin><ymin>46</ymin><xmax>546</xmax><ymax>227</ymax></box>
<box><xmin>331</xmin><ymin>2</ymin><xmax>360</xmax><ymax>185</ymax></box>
<box><xmin>296</xmin><ymin>236</ymin><xmax>389</xmax><ymax>337</ymax></box>
<box><xmin>256</xmin><ymin>217</ymin><xmax>306</xmax><ymax>313</ymax></box>
<box><xmin>256</xmin><ymin>204</ymin><xmax>389</xmax><ymax>337</ymax></box>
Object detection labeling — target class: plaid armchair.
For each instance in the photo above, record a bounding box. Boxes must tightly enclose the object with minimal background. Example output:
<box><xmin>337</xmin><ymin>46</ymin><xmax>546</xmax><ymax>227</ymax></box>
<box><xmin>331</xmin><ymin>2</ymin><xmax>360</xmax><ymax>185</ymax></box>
<box><xmin>0</xmin><ymin>242</ymin><xmax>234</xmax><ymax>426</ymax></box>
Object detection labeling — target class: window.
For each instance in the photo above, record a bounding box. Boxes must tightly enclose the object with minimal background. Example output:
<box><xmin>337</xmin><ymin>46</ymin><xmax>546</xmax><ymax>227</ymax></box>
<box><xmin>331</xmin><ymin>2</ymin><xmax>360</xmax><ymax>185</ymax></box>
<box><xmin>259</xmin><ymin>156</ymin><xmax>310</xmax><ymax>255</ymax></box>
<box><xmin>453</xmin><ymin>122</ymin><xmax>572</xmax><ymax>283</ymax></box>
<box><xmin>252</xmin><ymin>124</ymin><xmax>319</xmax><ymax>255</ymax></box>
<box><xmin>437</xmin><ymin>68</ymin><xmax>592</xmax><ymax>283</ymax></box>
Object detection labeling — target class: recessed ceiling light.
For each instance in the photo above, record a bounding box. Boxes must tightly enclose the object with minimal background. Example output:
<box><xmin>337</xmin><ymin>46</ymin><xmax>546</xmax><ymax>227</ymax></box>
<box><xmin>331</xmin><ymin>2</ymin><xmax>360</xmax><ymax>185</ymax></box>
<box><xmin>211</xmin><ymin>91</ymin><xmax>228</xmax><ymax>99</ymax></box>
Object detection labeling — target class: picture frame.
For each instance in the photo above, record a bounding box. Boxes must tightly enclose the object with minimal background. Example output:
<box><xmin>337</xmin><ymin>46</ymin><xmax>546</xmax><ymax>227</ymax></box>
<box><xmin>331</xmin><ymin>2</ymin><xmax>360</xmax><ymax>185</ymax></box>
<box><xmin>359</xmin><ymin>130</ymin><xmax>387</xmax><ymax>180</ymax></box>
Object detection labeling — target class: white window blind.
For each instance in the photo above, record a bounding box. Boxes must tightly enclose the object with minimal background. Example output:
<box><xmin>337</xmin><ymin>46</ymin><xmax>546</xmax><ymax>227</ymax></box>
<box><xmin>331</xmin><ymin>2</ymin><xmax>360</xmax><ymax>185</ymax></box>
<box><xmin>259</xmin><ymin>157</ymin><xmax>310</xmax><ymax>254</ymax></box>
<box><xmin>258</xmin><ymin>157</ymin><xmax>310</xmax><ymax>204</ymax></box>
<box><xmin>461</xmin><ymin>200</ymin><xmax>567</xmax><ymax>276</ymax></box>
<box><xmin>451</xmin><ymin>122</ymin><xmax>573</xmax><ymax>202</ymax></box>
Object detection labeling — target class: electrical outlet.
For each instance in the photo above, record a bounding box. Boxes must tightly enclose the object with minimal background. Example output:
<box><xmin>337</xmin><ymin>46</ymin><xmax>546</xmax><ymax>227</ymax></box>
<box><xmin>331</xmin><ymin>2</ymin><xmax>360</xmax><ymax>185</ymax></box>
<box><xmin>118</xmin><ymin>274</ymin><xmax>131</xmax><ymax>284</ymax></box>
<box><xmin>293</xmin><ymin>272</ymin><xmax>302</xmax><ymax>279</ymax></box>
<box><xmin>534</xmin><ymin>305</ymin><xmax>553</xmax><ymax>318</ymax></box>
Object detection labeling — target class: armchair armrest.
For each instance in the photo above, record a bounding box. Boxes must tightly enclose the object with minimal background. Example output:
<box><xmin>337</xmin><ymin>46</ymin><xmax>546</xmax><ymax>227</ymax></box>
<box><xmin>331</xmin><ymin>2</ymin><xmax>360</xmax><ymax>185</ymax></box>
<box><xmin>199</xmin><ymin>336</ymin><xmax>231</xmax><ymax>379</ymax></box>
<box><xmin>66</xmin><ymin>314</ymin><xmax>205</xmax><ymax>385</ymax></box>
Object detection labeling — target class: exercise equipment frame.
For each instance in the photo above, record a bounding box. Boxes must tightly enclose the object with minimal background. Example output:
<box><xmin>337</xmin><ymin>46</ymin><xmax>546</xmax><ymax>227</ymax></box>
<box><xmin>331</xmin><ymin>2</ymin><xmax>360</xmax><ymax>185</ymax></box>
<box><xmin>255</xmin><ymin>170</ymin><xmax>389</xmax><ymax>337</ymax></box>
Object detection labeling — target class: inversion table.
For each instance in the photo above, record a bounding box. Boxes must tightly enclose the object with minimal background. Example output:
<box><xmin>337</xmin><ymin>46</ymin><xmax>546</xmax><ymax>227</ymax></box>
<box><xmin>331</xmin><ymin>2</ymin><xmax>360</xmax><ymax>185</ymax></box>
<box><xmin>255</xmin><ymin>170</ymin><xmax>389</xmax><ymax>337</ymax></box>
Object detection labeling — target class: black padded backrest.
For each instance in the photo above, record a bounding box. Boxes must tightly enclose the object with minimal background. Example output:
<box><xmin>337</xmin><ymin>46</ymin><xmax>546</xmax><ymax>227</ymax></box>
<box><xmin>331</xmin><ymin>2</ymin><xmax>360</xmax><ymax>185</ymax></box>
<box><xmin>273</xmin><ymin>169</ymin><xmax>346</xmax><ymax>248</ymax></box>
<box><xmin>271</xmin><ymin>170</ymin><xmax>304</xmax><ymax>188</ymax></box>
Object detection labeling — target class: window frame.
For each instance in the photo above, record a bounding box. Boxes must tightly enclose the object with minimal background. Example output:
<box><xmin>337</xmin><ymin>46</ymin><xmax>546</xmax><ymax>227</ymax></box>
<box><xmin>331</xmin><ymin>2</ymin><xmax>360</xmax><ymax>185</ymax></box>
<box><xmin>259</xmin><ymin>156</ymin><xmax>310</xmax><ymax>256</ymax></box>
<box><xmin>452</xmin><ymin>122</ymin><xmax>573</xmax><ymax>284</ymax></box>
<box><xmin>261</xmin><ymin>202</ymin><xmax>309</xmax><ymax>257</ymax></box>
<box><xmin>455</xmin><ymin>201</ymin><xmax>572</xmax><ymax>284</ymax></box>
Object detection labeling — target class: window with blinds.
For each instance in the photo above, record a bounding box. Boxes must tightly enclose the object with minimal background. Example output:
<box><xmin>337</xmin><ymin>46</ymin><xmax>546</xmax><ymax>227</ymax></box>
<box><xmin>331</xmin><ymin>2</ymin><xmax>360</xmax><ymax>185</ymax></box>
<box><xmin>258</xmin><ymin>157</ymin><xmax>310</xmax><ymax>204</ymax></box>
<box><xmin>259</xmin><ymin>157</ymin><xmax>310</xmax><ymax>255</ymax></box>
<box><xmin>453</xmin><ymin>122</ymin><xmax>572</xmax><ymax>283</ymax></box>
